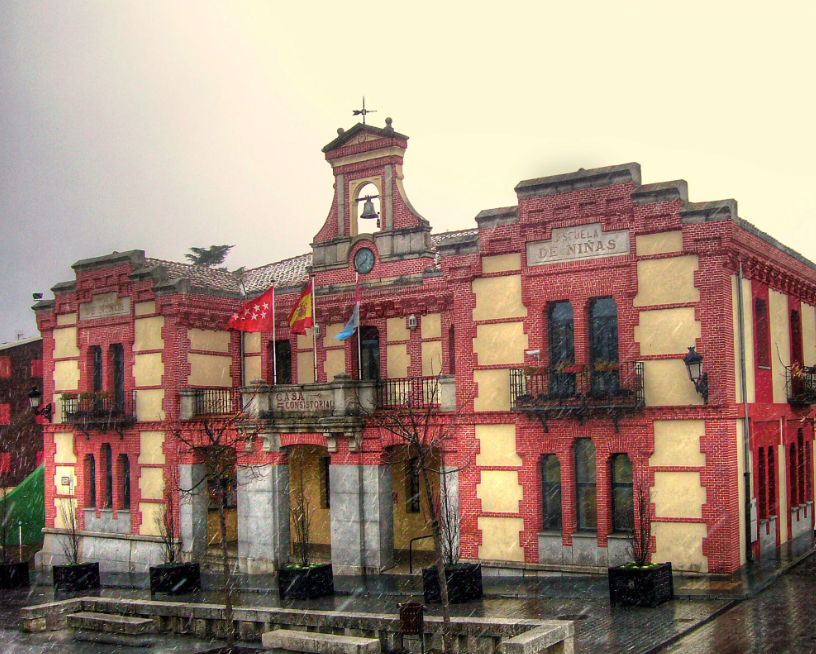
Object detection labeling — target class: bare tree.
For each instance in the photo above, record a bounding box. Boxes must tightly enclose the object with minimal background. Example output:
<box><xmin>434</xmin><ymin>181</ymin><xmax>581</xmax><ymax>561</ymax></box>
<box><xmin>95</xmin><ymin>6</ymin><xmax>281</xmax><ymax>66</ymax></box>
<box><xmin>172</xmin><ymin>407</ymin><xmax>264</xmax><ymax>648</ymax></box>
<box><xmin>628</xmin><ymin>479</ymin><xmax>652</xmax><ymax>567</ymax></box>
<box><xmin>289</xmin><ymin>448</ymin><xmax>313</xmax><ymax>568</ymax></box>
<box><xmin>58</xmin><ymin>488</ymin><xmax>81</xmax><ymax>565</ymax></box>
<box><xmin>361</xmin><ymin>375</ymin><xmax>462</xmax><ymax>654</ymax></box>
<box><xmin>155</xmin><ymin>466</ymin><xmax>182</xmax><ymax>565</ymax></box>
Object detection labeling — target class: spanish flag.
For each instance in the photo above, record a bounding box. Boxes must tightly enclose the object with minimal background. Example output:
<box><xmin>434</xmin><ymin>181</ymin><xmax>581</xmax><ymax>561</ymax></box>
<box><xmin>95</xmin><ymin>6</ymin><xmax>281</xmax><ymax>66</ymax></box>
<box><xmin>287</xmin><ymin>279</ymin><xmax>313</xmax><ymax>335</ymax></box>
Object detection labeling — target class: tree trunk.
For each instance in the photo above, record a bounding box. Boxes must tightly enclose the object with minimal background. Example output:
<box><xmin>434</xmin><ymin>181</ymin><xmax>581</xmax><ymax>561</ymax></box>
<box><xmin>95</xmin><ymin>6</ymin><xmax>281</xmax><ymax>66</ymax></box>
<box><xmin>421</xmin><ymin>463</ymin><xmax>453</xmax><ymax>654</ymax></box>
<box><xmin>216</xmin><ymin>479</ymin><xmax>236</xmax><ymax>647</ymax></box>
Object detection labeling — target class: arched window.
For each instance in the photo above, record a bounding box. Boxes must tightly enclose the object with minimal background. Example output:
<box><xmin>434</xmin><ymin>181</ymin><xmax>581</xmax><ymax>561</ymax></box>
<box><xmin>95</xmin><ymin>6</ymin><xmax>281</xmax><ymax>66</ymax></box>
<box><xmin>119</xmin><ymin>454</ymin><xmax>131</xmax><ymax>510</ymax></box>
<box><xmin>360</xmin><ymin>326</ymin><xmax>380</xmax><ymax>381</ymax></box>
<box><xmin>589</xmin><ymin>298</ymin><xmax>619</xmax><ymax>397</ymax></box>
<box><xmin>798</xmin><ymin>430</ymin><xmax>806</xmax><ymax>506</ymax></box>
<box><xmin>548</xmin><ymin>301</ymin><xmax>575</xmax><ymax>397</ymax></box>
<box><xmin>85</xmin><ymin>454</ymin><xmax>97</xmax><ymax>508</ymax></box>
<box><xmin>541</xmin><ymin>455</ymin><xmax>562</xmax><ymax>530</ymax></box>
<box><xmin>101</xmin><ymin>443</ymin><xmax>113</xmax><ymax>509</ymax></box>
<box><xmin>611</xmin><ymin>454</ymin><xmax>634</xmax><ymax>532</ymax></box>
<box><xmin>575</xmin><ymin>439</ymin><xmax>597</xmax><ymax>531</ymax></box>
<box><xmin>755</xmin><ymin>299</ymin><xmax>770</xmax><ymax>368</ymax></box>
<box><xmin>273</xmin><ymin>340</ymin><xmax>292</xmax><ymax>385</ymax></box>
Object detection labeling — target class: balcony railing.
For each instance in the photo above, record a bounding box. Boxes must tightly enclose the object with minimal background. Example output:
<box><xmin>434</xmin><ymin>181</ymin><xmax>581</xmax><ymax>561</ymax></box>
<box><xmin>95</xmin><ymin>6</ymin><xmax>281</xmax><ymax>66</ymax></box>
<box><xmin>376</xmin><ymin>377</ymin><xmax>442</xmax><ymax>410</ymax></box>
<box><xmin>510</xmin><ymin>362</ymin><xmax>645</xmax><ymax>430</ymax></box>
<box><xmin>785</xmin><ymin>365</ymin><xmax>816</xmax><ymax>405</ymax></box>
<box><xmin>62</xmin><ymin>391</ymin><xmax>137</xmax><ymax>436</ymax></box>
<box><xmin>192</xmin><ymin>387</ymin><xmax>243</xmax><ymax>417</ymax></box>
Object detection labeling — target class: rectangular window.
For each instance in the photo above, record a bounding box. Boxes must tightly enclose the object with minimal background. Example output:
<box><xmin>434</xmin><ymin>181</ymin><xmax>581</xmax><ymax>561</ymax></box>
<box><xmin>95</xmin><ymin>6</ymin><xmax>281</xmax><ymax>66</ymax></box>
<box><xmin>755</xmin><ymin>299</ymin><xmax>770</xmax><ymax>368</ymax></box>
<box><xmin>120</xmin><ymin>455</ymin><xmax>131</xmax><ymax>510</ymax></box>
<box><xmin>758</xmin><ymin>447</ymin><xmax>767</xmax><ymax>520</ymax></box>
<box><xmin>91</xmin><ymin>346</ymin><xmax>103</xmax><ymax>393</ymax></box>
<box><xmin>589</xmin><ymin>298</ymin><xmax>619</xmax><ymax>397</ymax></box>
<box><xmin>611</xmin><ymin>454</ymin><xmax>634</xmax><ymax>532</ymax></box>
<box><xmin>407</xmin><ymin>457</ymin><xmax>421</xmax><ymax>513</ymax></box>
<box><xmin>768</xmin><ymin>446</ymin><xmax>776</xmax><ymax>515</ymax></box>
<box><xmin>86</xmin><ymin>455</ymin><xmax>97</xmax><ymax>508</ymax></box>
<box><xmin>30</xmin><ymin>359</ymin><xmax>43</xmax><ymax>378</ymax></box>
<box><xmin>798</xmin><ymin>431</ymin><xmax>806</xmax><ymax>506</ymax></box>
<box><xmin>790</xmin><ymin>443</ymin><xmax>798</xmax><ymax>507</ymax></box>
<box><xmin>575</xmin><ymin>439</ymin><xmax>597</xmax><ymax>531</ymax></box>
<box><xmin>0</xmin><ymin>403</ymin><xmax>10</xmax><ymax>426</ymax></box>
<box><xmin>102</xmin><ymin>443</ymin><xmax>113</xmax><ymax>509</ymax></box>
<box><xmin>274</xmin><ymin>340</ymin><xmax>292</xmax><ymax>385</ymax></box>
<box><xmin>0</xmin><ymin>357</ymin><xmax>10</xmax><ymax>379</ymax></box>
<box><xmin>112</xmin><ymin>344</ymin><xmax>125</xmax><ymax>410</ymax></box>
<box><xmin>548</xmin><ymin>301</ymin><xmax>575</xmax><ymax>398</ymax></box>
<box><xmin>541</xmin><ymin>455</ymin><xmax>562</xmax><ymax>530</ymax></box>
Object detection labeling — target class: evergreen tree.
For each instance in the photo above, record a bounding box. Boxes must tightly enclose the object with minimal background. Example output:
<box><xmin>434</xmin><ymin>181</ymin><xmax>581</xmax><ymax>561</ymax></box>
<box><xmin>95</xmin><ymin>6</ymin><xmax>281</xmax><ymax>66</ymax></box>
<box><xmin>185</xmin><ymin>245</ymin><xmax>233</xmax><ymax>267</ymax></box>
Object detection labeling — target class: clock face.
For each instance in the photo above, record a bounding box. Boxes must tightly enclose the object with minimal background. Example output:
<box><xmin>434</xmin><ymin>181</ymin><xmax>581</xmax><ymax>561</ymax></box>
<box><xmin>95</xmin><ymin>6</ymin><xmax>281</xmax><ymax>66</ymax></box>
<box><xmin>354</xmin><ymin>247</ymin><xmax>375</xmax><ymax>274</ymax></box>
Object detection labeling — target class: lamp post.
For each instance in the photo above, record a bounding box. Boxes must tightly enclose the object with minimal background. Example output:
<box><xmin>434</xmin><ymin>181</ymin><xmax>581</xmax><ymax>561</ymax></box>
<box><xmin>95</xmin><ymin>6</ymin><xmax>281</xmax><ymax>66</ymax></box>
<box><xmin>683</xmin><ymin>347</ymin><xmax>709</xmax><ymax>404</ymax></box>
<box><xmin>27</xmin><ymin>386</ymin><xmax>52</xmax><ymax>423</ymax></box>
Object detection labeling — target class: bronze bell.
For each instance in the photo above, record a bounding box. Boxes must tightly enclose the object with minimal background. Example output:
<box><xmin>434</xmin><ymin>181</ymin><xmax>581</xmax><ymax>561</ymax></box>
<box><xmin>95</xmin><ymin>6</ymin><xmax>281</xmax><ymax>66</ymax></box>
<box><xmin>360</xmin><ymin>197</ymin><xmax>378</xmax><ymax>221</ymax></box>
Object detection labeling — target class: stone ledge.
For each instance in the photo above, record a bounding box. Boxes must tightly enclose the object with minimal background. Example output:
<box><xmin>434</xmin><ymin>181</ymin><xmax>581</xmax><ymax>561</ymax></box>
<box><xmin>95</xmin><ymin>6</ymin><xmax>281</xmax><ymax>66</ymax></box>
<box><xmin>262</xmin><ymin>628</ymin><xmax>381</xmax><ymax>654</ymax></box>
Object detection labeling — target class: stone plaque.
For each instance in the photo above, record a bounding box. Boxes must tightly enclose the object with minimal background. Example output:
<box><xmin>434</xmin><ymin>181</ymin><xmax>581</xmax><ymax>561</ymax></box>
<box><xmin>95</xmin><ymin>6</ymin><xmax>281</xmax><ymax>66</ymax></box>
<box><xmin>80</xmin><ymin>292</ymin><xmax>131</xmax><ymax>321</ymax></box>
<box><xmin>274</xmin><ymin>389</ymin><xmax>334</xmax><ymax>414</ymax></box>
<box><xmin>527</xmin><ymin>223</ymin><xmax>630</xmax><ymax>266</ymax></box>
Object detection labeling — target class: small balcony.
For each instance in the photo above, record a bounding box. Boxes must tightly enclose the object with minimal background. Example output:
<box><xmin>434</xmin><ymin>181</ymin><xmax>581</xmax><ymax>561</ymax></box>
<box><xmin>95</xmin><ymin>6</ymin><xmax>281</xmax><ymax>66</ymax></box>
<box><xmin>62</xmin><ymin>391</ymin><xmax>137</xmax><ymax>437</ymax></box>
<box><xmin>376</xmin><ymin>376</ymin><xmax>450</xmax><ymax>410</ymax></box>
<box><xmin>510</xmin><ymin>362</ymin><xmax>645</xmax><ymax>431</ymax></box>
<box><xmin>785</xmin><ymin>364</ymin><xmax>816</xmax><ymax>405</ymax></box>
<box><xmin>179</xmin><ymin>387</ymin><xmax>244</xmax><ymax>420</ymax></box>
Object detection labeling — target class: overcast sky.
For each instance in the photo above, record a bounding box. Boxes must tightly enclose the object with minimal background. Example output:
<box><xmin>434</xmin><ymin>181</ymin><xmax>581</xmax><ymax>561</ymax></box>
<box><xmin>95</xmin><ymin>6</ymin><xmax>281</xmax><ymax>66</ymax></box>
<box><xmin>2</xmin><ymin>1</ymin><xmax>815</xmax><ymax>343</ymax></box>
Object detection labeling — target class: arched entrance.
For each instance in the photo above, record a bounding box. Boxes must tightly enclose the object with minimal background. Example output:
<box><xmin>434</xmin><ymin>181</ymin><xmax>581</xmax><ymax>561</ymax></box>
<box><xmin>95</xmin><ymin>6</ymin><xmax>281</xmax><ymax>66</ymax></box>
<box><xmin>287</xmin><ymin>444</ymin><xmax>332</xmax><ymax>565</ymax></box>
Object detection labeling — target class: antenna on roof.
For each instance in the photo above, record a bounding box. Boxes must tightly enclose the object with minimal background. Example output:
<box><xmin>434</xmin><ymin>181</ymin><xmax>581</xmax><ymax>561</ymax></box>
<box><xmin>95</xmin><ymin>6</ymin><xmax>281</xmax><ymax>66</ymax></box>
<box><xmin>352</xmin><ymin>97</ymin><xmax>377</xmax><ymax>125</ymax></box>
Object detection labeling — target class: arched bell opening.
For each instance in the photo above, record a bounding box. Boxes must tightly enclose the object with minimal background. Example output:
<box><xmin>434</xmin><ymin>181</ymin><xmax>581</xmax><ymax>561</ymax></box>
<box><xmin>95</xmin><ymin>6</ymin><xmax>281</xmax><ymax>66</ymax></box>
<box><xmin>286</xmin><ymin>444</ymin><xmax>332</xmax><ymax>566</ymax></box>
<box><xmin>351</xmin><ymin>181</ymin><xmax>381</xmax><ymax>236</ymax></box>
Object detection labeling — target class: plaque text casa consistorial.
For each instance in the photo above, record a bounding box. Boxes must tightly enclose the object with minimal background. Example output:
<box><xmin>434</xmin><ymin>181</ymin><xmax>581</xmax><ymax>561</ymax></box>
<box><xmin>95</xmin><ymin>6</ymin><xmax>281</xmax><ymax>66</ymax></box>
<box><xmin>275</xmin><ymin>390</ymin><xmax>334</xmax><ymax>413</ymax></box>
<box><xmin>527</xmin><ymin>223</ymin><xmax>630</xmax><ymax>266</ymax></box>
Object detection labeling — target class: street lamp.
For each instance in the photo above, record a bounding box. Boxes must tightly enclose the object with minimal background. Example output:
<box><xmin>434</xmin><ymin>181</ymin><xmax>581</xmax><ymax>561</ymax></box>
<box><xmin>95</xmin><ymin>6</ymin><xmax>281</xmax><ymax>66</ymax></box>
<box><xmin>27</xmin><ymin>386</ymin><xmax>52</xmax><ymax>423</ymax></box>
<box><xmin>682</xmin><ymin>347</ymin><xmax>709</xmax><ymax>404</ymax></box>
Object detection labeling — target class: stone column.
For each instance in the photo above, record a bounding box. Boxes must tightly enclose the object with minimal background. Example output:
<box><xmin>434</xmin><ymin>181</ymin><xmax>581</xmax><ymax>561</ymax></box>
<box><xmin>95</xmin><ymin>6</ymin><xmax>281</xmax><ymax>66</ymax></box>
<box><xmin>179</xmin><ymin>463</ymin><xmax>208</xmax><ymax>561</ymax></box>
<box><xmin>329</xmin><ymin>464</ymin><xmax>394</xmax><ymax>574</ymax></box>
<box><xmin>237</xmin><ymin>464</ymin><xmax>289</xmax><ymax>573</ymax></box>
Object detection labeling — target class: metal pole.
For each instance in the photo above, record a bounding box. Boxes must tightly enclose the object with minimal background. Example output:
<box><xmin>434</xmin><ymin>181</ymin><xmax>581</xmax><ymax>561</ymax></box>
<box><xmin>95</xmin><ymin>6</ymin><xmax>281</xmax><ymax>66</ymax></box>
<box><xmin>738</xmin><ymin>263</ymin><xmax>753</xmax><ymax>562</ymax></box>
<box><xmin>18</xmin><ymin>520</ymin><xmax>22</xmax><ymax>562</ymax></box>
<box><xmin>272</xmin><ymin>286</ymin><xmax>277</xmax><ymax>385</ymax></box>
<box><xmin>311</xmin><ymin>276</ymin><xmax>318</xmax><ymax>383</ymax></box>
<box><xmin>356</xmin><ymin>273</ymin><xmax>362</xmax><ymax>379</ymax></box>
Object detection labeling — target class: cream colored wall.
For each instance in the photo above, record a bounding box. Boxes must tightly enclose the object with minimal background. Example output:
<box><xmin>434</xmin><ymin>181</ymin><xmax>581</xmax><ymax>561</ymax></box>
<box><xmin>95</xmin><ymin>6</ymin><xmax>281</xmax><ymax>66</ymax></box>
<box><xmin>476</xmin><ymin>424</ymin><xmax>523</xmax><ymax>466</ymax></box>
<box><xmin>134</xmin><ymin>301</ymin><xmax>155</xmax><ymax>316</ymax></box>
<box><xmin>421</xmin><ymin>341</ymin><xmax>443</xmax><ymax>377</ymax></box>
<box><xmin>136</xmin><ymin>389</ymin><xmax>165</xmax><ymax>422</ymax></box>
<box><xmin>778</xmin><ymin>442</ymin><xmax>788</xmax><ymax>542</ymax></box>
<box><xmin>288</xmin><ymin>446</ymin><xmax>331</xmax><ymax>546</ymax></box>
<box><xmin>634</xmin><ymin>308</ymin><xmax>700</xmax><ymax>356</ymax></box>
<box><xmin>802</xmin><ymin>303</ymin><xmax>816</xmax><ymax>367</ymax></box>
<box><xmin>482</xmin><ymin>253</ymin><xmax>521</xmax><ymax>273</ymax></box>
<box><xmin>53</xmin><ymin>327</ymin><xmax>79</xmax><ymax>358</ymax></box>
<box><xmin>473</xmin><ymin>369</ymin><xmax>511</xmax><ymax>411</ymax></box>
<box><xmin>297</xmin><ymin>328</ymin><xmax>314</xmax><ymax>350</ymax></box>
<box><xmin>189</xmin><ymin>328</ymin><xmax>231</xmax><ymax>353</ymax></box>
<box><xmin>477</xmin><ymin>470</ymin><xmax>523</xmax><ymax>513</ymax></box>
<box><xmin>298</xmin><ymin>351</ymin><xmax>315</xmax><ymax>384</ymax></box>
<box><xmin>54</xmin><ymin>465</ymin><xmax>77</xmax><ymax>497</ymax></box>
<box><xmin>138</xmin><ymin>467</ymin><xmax>164</xmax><ymax>500</ymax></box>
<box><xmin>188</xmin><ymin>353</ymin><xmax>232</xmax><ymax>387</ymax></box>
<box><xmin>387</xmin><ymin>317</ymin><xmax>410</xmax><ymax>342</ymax></box>
<box><xmin>54</xmin><ymin>433</ymin><xmax>77</xmax><ymax>464</ymax></box>
<box><xmin>643</xmin><ymin>360</ymin><xmax>702</xmax><ymax>406</ymax></box>
<box><xmin>323</xmin><ymin>323</ymin><xmax>344</xmax><ymax>346</ymax></box>
<box><xmin>387</xmin><ymin>344</ymin><xmax>409</xmax><ymax>379</ymax></box>
<box><xmin>243</xmin><ymin>332</ymin><xmax>261</xmax><ymax>354</ymax></box>
<box><xmin>472</xmin><ymin>276</ymin><xmax>527</xmax><ymax>321</ymax></box>
<box><xmin>635</xmin><ymin>231</ymin><xmax>683</xmax><ymax>256</ymax></box>
<box><xmin>392</xmin><ymin>453</ymin><xmax>436</xmax><ymax>551</ymax></box>
<box><xmin>244</xmin><ymin>356</ymin><xmax>262</xmax><ymax>383</ymax></box>
<box><xmin>649</xmin><ymin>420</ymin><xmax>706</xmax><ymax>467</ymax></box>
<box><xmin>54</xmin><ymin>360</ymin><xmax>80</xmax><ymax>391</ymax></box>
<box><xmin>652</xmin><ymin>472</ymin><xmax>706</xmax><ymax>519</ymax></box>
<box><xmin>57</xmin><ymin>312</ymin><xmax>77</xmax><ymax>326</ymax></box>
<box><xmin>732</xmin><ymin>277</ymin><xmax>756</xmax><ymax>403</ymax></box>
<box><xmin>769</xmin><ymin>289</ymin><xmax>791</xmax><ymax>403</ymax></box>
<box><xmin>325</xmin><ymin>349</ymin><xmax>346</xmax><ymax>380</ymax></box>
<box><xmin>652</xmin><ymin>522</ymin><xmax>707</xmax><ymax>572</ymax></box>
<box><xmin>140</xmin><ymin>502</ymin><xmax>163</xmax><ymax>536</ymax></box>
<box><xmin>134</xmin><ymin>316</ymin><xmax>164</xmax><ymax>351</ymax></box>
<box><xmin>422</xmin><ymin>313</ymin><xmax>441</xmax><ymax>339</ymax></box>
<box><xmin>477</xmin><ymin>516</ymin><xmax>525</xmax><ymax>561</ymax></box>
<box><xmin>634</xmin><ymin>256</ymin><xmax>700</xmax><ymax>306</ymax></box>
<box><xmin>54</xmin><ymin>497</ymin><xmax>77</xmax><ymax>529</ymax></box>
<box><xmin>133</xmin><ymin>353</ymin><xmax>163</xmax><ymax>386</ymax></box>
<box><xmin>473</xmin><ymin>322</ymin><xmax>527</xmax><ymax>366</ymax></box>
<box><xmin>137</xmin><ymin>432</ymin><xmax>165</xmax><ymax>465</ymax></box>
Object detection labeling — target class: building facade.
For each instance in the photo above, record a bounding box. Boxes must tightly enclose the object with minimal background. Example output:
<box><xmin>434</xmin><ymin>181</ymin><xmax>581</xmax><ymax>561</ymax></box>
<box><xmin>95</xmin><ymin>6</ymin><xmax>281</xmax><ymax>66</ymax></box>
<box><xmin>34</xmin><ymin>120</ymin><xmax>816</xmax><ymax>575</ymax></box>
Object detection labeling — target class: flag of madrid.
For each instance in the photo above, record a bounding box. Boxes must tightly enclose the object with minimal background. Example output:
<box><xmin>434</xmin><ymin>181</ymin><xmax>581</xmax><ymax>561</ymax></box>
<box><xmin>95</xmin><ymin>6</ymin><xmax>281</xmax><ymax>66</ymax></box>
<box><xmin>227</xmin><ymin>287</ymin><xmax>274</xmax><ymax>332</ymax></box>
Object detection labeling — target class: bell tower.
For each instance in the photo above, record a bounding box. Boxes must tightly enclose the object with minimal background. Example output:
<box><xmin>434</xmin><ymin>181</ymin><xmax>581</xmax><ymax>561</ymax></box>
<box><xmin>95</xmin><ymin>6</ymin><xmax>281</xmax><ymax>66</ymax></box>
<box><xmin>311</xmin><ymin>118</ymin><xmax>433</xmax><ymax>272</ymax></box>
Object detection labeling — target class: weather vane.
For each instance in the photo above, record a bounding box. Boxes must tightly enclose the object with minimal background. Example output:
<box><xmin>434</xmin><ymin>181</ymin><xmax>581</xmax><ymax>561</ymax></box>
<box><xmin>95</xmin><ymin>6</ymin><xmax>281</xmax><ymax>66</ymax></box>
<box><xmin>353</xmin><ymin>97</ymin><xmax>377</xmax><ymax>125</ymax></box>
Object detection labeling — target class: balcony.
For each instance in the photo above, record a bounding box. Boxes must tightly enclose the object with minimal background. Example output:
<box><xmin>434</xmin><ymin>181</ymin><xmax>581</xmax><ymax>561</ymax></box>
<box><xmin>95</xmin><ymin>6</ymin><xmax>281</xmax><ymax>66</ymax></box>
<box><xmin>510</xmin><ymin>362</ymin><xmax>645</xmax><ymax>432</ymax></box>
<box><xmin>785</xmin><ymin>364</ymin><xmax>816</xmax><ymax>405</ymax></box>
<box><xmin>376</xmin><ymin>376</ymin><xmax>450</xmax><ymax>410</ymax></box>
<box><xmin>62</xmin><ymin>391</ymin><xmax>136</xmax><ymax>437</ymax></box>
<box><xmin>192</xmin><ymin>387</ymin><xmax>243</xmax><ymax>417</ymax></box>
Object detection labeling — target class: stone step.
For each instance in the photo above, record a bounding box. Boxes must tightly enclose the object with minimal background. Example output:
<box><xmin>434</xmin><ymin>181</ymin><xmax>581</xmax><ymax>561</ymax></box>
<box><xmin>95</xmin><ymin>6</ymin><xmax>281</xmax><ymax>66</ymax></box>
<box><xmin>262</xmin><ymin>629</ymin><xmax>381</xmax><ymax>654</ymax></box>
<box><xmin>66</xmin><ymin>612</ymin><xmax>154</xmax><ymax>635</ymax></box>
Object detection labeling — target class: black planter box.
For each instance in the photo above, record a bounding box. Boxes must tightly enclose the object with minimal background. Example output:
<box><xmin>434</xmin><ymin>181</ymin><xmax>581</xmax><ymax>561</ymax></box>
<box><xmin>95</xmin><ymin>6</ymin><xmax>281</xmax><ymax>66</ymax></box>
<box><xmin>53</xmin><ymin>561</ymin><xmax>101</xmax><ymax>592</ymax></box>
<box><xmin>278</xmin><ymin>563</ymin><xmax>334</xmax><ymax>600</ymax></box>
<box><xmin>423</xmin><ymin>563</ymin><xmax>483</xmax><ymax>604</ymax></box>
<box><xmin>149</xmin><ymin>562</ymin><xmax>201</xmax><ymax>595</ymax></box>
<box><xmin>608</xmin><ymin>562</ymin><xmax>674</xmax><ymax>607</ymax></box>
<box><xmin>0</xmin><ymin>561</ymin><xmax>30</xmax><ymax>589</ymax></box>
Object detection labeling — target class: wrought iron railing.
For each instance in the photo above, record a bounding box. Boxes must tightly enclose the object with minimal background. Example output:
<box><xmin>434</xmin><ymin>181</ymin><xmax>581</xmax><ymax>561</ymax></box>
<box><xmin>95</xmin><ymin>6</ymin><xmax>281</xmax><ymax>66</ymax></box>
<box><xmin>62</xmin><ymin>391</ymin><xmax>137</xmax><ymax>431</ymax></box>
<box><xmin>510</xmin><ymin>361</ymin><xmax>645</xmax><ymax>412</ymax></box>
<box><xmin>376</xmin><ymin>377</ymin><xmax>440</xmax><ymax>409</ymax></box>
<box><xmin>785</xmin><ymin>365</ymin><xmax>816</xmax><ymax>405</ymax></box>
<box><xmin>192</xmin><ymin>387</ymin><xmax>243</xmax><ymax>417</ymax></box>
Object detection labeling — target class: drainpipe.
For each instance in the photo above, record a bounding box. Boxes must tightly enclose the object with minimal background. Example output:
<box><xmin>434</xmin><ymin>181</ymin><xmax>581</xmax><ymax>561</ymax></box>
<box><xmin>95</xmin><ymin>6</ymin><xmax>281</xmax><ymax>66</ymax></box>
<box><xmin>738</xmin><ymin>263</ymin><xmax>753</xmax><ymax>562</ymax></box>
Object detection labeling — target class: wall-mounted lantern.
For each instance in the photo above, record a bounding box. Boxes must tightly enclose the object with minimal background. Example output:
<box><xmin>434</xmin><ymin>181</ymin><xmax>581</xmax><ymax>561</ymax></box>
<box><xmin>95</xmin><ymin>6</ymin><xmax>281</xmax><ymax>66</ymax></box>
<box><xmin>407</xmin><ymin>314</ymin><xmax>418</xmax><ymax>331</ymax></box>
<box><xmin>27</xmin><ymin>386</ymin><xmax>53</xmax><ymax>423</ymax></box>
<box><xmin>313</xmin><ymin>324</ymin><xmax>322</xmax><ymax>338</ymax></box>
<box><xmin>683</xmin><ymin>346</ymin><xmax>709</xmax><ymax>404</ymax></box>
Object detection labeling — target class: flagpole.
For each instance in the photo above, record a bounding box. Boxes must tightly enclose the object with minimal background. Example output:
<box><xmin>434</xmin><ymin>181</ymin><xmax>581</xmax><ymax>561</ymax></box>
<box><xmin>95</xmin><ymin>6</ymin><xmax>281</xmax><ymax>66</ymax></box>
<box><xmin>272</xmin><ymin>286</ymin><xmax>277</xmax><ymax>385</ymax></box>
<box><xmin>311</xmin><ymin>275</ymin><xmax>318</xmax><ymax>383</ymax></box>
<box><xmin>356</xmin><ymin>273</ymin><xmax>362</xmax><ymax>380</ymax></box>
<box><xmin>240</xmin><ymin>332</ymin><xmax>246</xmax><ymax>387</ymax></box>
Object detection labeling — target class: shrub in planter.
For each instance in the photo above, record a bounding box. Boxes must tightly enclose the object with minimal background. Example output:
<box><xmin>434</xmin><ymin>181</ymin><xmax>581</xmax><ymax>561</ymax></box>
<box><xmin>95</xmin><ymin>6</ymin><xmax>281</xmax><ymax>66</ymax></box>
<box><xmin>423</xmin><ymin>562</ymin><xmax>483</xmax><ymax>604</ymax></box>
<box><xmin>0</xmin><ymin>561</ymin><xmax>29</xmax><ymax>589</ymax></box>
<box><xmin>53</xmin><ymin>561</ymin><xmax>100</xmax><ymax>592</ymax></box>
<box><xmin>608</xmin><ymin>562</ymin><xmax>673</xmax><ymax>607</ymax></box>
<box><xmin>278</xmin><ymin>563</ymin><xmax>334</xmax><ymax>600</ymax></box>
<box><xmin>150</xmin><ymin>561</ymin><xmax>201</xmax><ymax>595</ymax></box>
